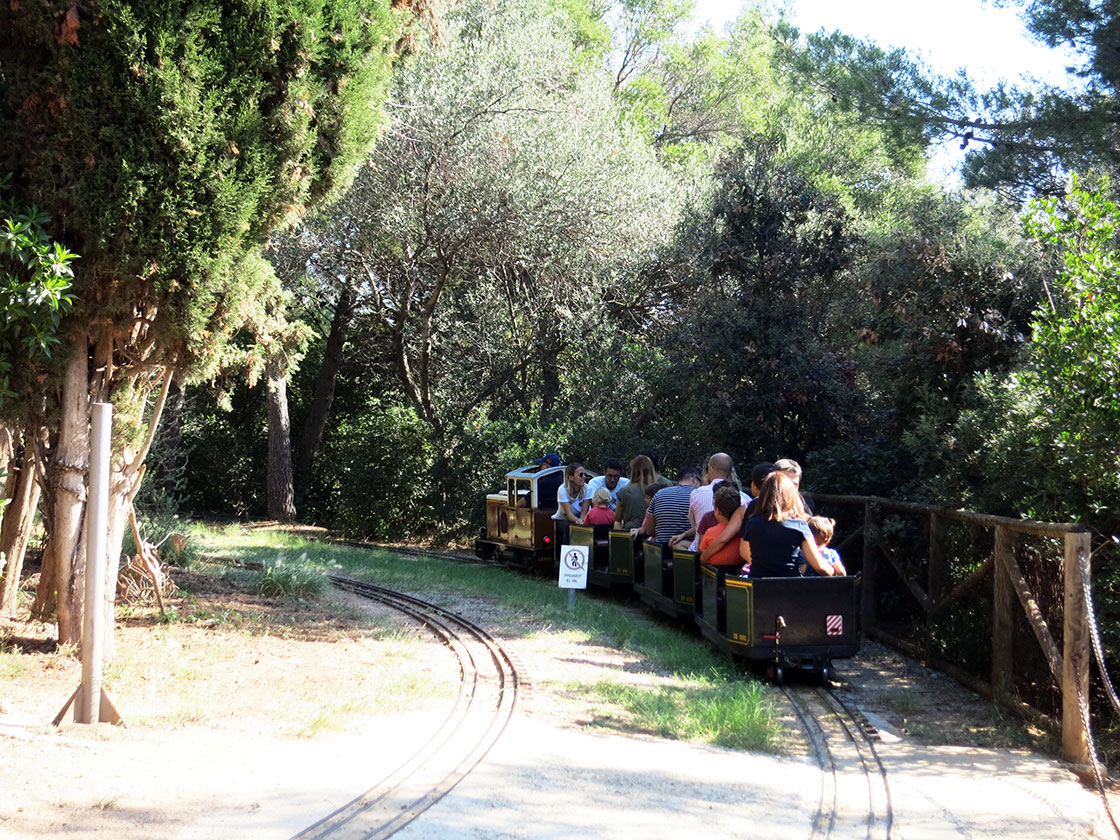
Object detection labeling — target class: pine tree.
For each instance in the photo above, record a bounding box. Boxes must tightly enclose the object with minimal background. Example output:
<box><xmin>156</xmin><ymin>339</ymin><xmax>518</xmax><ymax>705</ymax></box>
<box><xmin>0</xmin><ymin>0</ymin><xmax>408</xmax><ymax>648</ymax></box>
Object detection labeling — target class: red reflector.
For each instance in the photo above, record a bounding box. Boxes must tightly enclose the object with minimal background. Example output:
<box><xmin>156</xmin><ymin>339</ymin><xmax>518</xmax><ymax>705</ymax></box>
<box><xmin>544</xmin><ymin>536</ymin><xmax>551</xmax><ymax>543</ymax></box>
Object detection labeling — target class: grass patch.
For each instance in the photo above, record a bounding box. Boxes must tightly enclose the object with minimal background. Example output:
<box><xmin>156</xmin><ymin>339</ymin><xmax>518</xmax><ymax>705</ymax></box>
<box><xmin>882</xmin><ymin>690</ymin><xmax>921</xmax><ymax>715</ymax></box>
<box><xmin>255</xmin><ymin>554</ymin><xmax>327</xmax><ymax>598</ymax></box>
<box><xmin>0</xmin><ymin>645</ymin><xmax>27</xmax><ymax>679</ymax></box>
<box><xmin>289</xmin><ymin>693</ymin><xmax>375</xmax><ymax>738</ymax></box>
<box><xmin>573</xmin><ymin>676</ymin><xmax>780</xmax><ymax>751</ymax></box>
<box><xmin>190</xmin><ymin>524</ymin><xmax>779</xmax><ymax>751</ymax></box>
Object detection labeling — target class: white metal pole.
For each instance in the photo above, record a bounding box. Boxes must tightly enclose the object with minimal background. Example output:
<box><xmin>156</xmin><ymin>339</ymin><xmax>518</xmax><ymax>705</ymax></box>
<box><xmin>79</xmin><ymin>402</ymin><xmax>112</xmax><ymax>724</ymax></box>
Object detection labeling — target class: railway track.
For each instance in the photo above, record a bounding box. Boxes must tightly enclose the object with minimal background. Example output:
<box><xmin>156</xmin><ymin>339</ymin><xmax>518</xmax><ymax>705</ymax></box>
<box><xmin>783</xmin><ymin>685</ymin><xmax>893</xmax><ymax>840</ymax></box>
<box><xmin>291</xmin><ymin>576</ymin><xmax>522</xmax><ymax>840</ymax></box>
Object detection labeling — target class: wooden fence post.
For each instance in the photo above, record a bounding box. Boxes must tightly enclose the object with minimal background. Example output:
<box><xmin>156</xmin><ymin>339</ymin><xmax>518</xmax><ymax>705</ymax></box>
<box><xmin>991</xmin><ymin>525</ymin><xmax>1015</xmax><ymax>700</ymax></box>
<box><xmin>928</xmin><ymin>512</ymin><xmax>945</xmax><ymax>605</ymax></box>
<box><xmin>862</xmin><ymin>502</ymin><xmax>879</xmax><ymax>632</ymax></box>
<box><xmin>1062</xmin><ymin>530</ymin><xmax>1092</xmax><ymax>765</ymax></box>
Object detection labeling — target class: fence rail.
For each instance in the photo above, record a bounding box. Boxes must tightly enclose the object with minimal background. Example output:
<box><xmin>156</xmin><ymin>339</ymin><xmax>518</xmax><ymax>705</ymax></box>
<box><xmin>814</xmin><ymin>493</ymin><xmax>1092</xmax><ymax>764</ymax></box>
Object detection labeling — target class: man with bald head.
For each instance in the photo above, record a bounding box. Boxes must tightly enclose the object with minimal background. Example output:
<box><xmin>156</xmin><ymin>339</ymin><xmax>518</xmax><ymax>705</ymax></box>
<box><xmin>670</xmin><ymin>452</ymin><xmax>750</xmax><ymax>550</ymax></box>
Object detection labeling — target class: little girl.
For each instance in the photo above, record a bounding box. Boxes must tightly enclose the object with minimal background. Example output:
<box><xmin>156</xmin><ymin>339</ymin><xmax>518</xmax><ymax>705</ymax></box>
<box><xmin>583</xmin><ymin>487</ymin><xmax>617</xmax><ymax>526</ymax></box>
<box><xmin>803</xmin><ymin>516</ymin><xmax>848</xmax><ymax>576</ymax></box>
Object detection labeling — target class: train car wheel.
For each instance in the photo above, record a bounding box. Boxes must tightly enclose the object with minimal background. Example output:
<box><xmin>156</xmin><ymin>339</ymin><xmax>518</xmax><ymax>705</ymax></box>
<box><xmin>819</xmin><ymin>664</ymin><xmax>830</xmax><ymax>686</ymax></box>
<box><xmin>774</xmin><ymin>665</ymin><xmax>784</xmax><ymax>686</ymax></box>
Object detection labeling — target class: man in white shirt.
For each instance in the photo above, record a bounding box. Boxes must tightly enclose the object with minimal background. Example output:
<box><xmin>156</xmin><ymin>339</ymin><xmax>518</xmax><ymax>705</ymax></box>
<box><xmin>584</xmin><ymin>458</ymin><xmax>630</xmax><ymax>511</ymax></box>
<box><xmin>671</xmin><ymin>452</ymin><xmax>750</xmax><ymax>550</ymax></box>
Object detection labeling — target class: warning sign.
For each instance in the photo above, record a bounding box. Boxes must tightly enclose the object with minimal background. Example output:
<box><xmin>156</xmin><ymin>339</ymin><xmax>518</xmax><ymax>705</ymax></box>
<box><xmin>558</xmin><ymin>545</ymin><xmax>589</xmax><ymax>590</ymax></box>
<box><xmin>826</xmin><ymin>615</ymin><xmax>843</xmax><ymax>636</ymax></box>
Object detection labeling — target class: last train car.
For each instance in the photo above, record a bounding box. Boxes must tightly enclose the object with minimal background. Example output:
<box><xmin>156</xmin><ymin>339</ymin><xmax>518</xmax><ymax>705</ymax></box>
<box><xmin>475</xmin><ymin>463</ymin><xmax>565</xmax><ymax>573</ymax></box>
<box><xmin>696</xmin><ymin>564</ymin><xmax>861</xmax><ymax>683</ymax></box>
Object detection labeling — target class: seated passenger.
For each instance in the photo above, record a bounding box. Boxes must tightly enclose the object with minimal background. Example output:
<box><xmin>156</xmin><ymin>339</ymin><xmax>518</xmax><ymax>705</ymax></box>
<box><xmin>681</xmin><ymin>453</ymin><xmax>751</xmax><ymax>550</ymax></box>
<box><xmin>552</xmin><ymin>463</ymin><xmax>591</xmax><ymax>545</ymax></box>
<box><xmin>774</xmin><ymin>457</ymin><xmax>813</xmax><ymax>516</ymax></box>
<box><xmin>699</xmin><ymin>461</ymin><xmax>774</xmax><ymax>560</ymax></box>
<box><xmin>699</xmin><ymin>482</ymin><xmax>745</xmax><ymax>567</ymax></box>
<box><xmin>740</xmin><ymin>472</ymin><xmax>835</xmax><ymax>578</ymax></box>
<box><xmin>633</xmin><ymin>483</ymin><xmax>662</xmax><ymax>538</ymax></box>
<box><xmin>615</xmin><ymin>455</ymin><xmax>657</xmax><ymax>530</ymax></box>
<box><xmin>801</xmin><ymin>516</ymin><xmax>848</xmax><ymax>577</ymax></box>
<box><xmin>584</xmin><ymin>487</ymin><xmax>617</xmax><ymax>526</ymax></box>
<box><xmin>631</xmin><ymin>466</ymin><xmax>701</xmax><ymax>544</ymax></box>
<box><xmin>585</xmin><ymin>458</ymin><xmax>630</xmax><ymax>511</ymax></box>
<box><xmin>638</xmin><ymin>449</ymin><xmax>674</xmax><ymax>489</ymax></box>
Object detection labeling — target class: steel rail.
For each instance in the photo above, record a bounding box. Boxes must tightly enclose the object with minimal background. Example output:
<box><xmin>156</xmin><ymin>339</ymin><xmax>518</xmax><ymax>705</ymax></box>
<box><xmin>291</xmin><ymin>576</ymin><xmax>521</xmax><ymax>840</ymax></box>
<box><xmin>782</xmin><ymin>685</ymin><xmax>893</xmax><ymax>840</ymax></box>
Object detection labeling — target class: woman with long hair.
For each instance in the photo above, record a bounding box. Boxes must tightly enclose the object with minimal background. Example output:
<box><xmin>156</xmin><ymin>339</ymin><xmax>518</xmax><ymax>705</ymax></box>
<box><xmin>615</xmin><ymin>455</ymin><xmax>656</xmax><ymax>529</ymax></box>
<box><xmin>551</xmin><ymin>463</ymin><xmax>590</xmax><ymax>546</ymax></box>
<box><xmin>739</xmin><ymin>472</ymin><xmax>833</xmax><ymax>577</ymax></box>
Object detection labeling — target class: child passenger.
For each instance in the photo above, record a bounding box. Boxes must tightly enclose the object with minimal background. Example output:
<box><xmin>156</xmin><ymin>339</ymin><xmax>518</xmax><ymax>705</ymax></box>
<box><xmin>584</xmin><ymin>487</ymin><xmax>617</xmax><ymax>526</ymax></box>
<box><xmin>699</xmin><ymin>482</ymin><xmax>745</xmax><ymax>569</ymax></box>
<box><xmin>802</xmin><ymin>516</ymin><xmax>847</xmax><ymax>576</ymax></box>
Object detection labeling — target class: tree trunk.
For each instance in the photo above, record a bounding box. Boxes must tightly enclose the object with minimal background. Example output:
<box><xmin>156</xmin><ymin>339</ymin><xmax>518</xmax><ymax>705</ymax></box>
<box><xmin>102</xmin><ymin>487</ymin><xmax>131</xmax><ymax>660</ymax></box>
<box><xmin>295</xmin><ymin>284</ymin><xmax>354</xmax><ymax>490</ymax></box>
<box><xmin>42</xmin><ymin>337</ymin><xmax>91</xmax><ymax>644</ymax></box>
<box><xmin>0</xmin><ymin>437</ymin><xmax>42</xmax><ymax>616</ymax></box>
<box><xmin>266</xmin><ymin>360</ymin><xmax>296</xmax><ymax>521</ymax></box>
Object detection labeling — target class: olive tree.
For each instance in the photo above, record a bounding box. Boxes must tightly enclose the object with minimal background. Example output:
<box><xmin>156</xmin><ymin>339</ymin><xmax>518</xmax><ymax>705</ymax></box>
<box><xmin>270</xmin><ymin>0</ymin><xmax>682</xmax><ymax>530</ymax></box>
<box><xmin>307</xmin><ymin>0</ymin><xmax>679</xmax><ymax>439</ymax></box>
<box><xmin>0</xmin><ymin>0</ymin><xmax>407</xmax><ymax>647</ymax></box>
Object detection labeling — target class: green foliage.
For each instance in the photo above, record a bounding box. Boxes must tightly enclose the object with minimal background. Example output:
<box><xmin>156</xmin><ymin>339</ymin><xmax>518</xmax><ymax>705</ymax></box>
<box><xmin>0</xmin><ymin>176</ymin><xmax>76</xmax><ymax>410</ymax></box>
<box><xmin>772</xmin><ymin>0</ymin><xmax>1120</xmax><ymax>198</ymax></box>
<box><xmin>260</xmin><ymin>0</ymin><xmax>680</xmax><ymax>535</ymax></box>
<box><xmin>956</xmin><ymin>177</ymin><xmax>1120</xmax><ymax>529</ymax></box>
<box><xmin>628</xmin><ymin>143</ymin><xmax>866</xmax><ymax>468</ymax></box>
<box><xmin>546</xmin><ymin>0</ymin><xmax>612</xmax><ymax>62</ymax></box>
<box><xmin>179</xmin><ymin>379</ymin><xmax>269</xmax><ymax>517</ymax></box>
<box><xmin>795</xmin><ymin>187</ymin><xmax>1044</xmax><ymax>501</ymax></box>
<box><xmin>0</xmin><ymin>0</ymin><xmax>402</xmax><ymax>398</ymax></box>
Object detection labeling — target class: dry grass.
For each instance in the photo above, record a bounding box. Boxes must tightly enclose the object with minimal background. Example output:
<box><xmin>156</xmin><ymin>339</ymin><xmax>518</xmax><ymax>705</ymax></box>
<box><xmin>6</xmin><ymin>569</ymin><xmax>454</xmax><ymax>733</ymax></box>
<box><xmin>0</xmin><ymin>560</ymin><xmax>461</xmax><ymax>839</ymax></box>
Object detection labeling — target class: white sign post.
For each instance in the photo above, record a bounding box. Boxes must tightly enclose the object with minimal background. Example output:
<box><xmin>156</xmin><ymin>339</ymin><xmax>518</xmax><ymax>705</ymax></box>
<box><xmin>558</xmin><ymin>545</ymin><xmax>589</xmax><ymax>609</ymax></box>
<box><xmin>53</xmin><ymin>402</ymin><xmax>123</xmax><ymax>727</ymax></box>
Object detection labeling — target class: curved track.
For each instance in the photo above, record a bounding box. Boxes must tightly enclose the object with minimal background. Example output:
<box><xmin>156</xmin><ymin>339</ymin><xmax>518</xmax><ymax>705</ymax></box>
<box><xmin>782</xmin><ymin>685</ymin><xmax>893</xmax><ymax>840</ymax></box>
<box><xmin>291</xmin><ymin>576</ymin><xmax>521</xmax><ymax>840</ymax></box>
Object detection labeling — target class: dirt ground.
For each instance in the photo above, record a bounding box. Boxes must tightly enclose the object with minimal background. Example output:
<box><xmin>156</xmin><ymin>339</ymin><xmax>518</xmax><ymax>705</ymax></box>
<box><xmin>0</xmin><ymin>557</ymin><xmax>1115</xmax><ymax>839</ymax></box>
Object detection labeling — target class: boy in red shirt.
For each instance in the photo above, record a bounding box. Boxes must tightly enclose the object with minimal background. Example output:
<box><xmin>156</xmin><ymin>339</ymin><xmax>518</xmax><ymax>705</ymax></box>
<box><xmin>699</xmin><ymin>482</ymin><xmax>746</xmax><ymax>569</ymax></box>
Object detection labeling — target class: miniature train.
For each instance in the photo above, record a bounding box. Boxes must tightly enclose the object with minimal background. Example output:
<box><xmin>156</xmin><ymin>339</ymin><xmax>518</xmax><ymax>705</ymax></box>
<box><xmin>475</xmin><ymin>462</ymin><xmax>860</xmax><ymax>682</ymax></box>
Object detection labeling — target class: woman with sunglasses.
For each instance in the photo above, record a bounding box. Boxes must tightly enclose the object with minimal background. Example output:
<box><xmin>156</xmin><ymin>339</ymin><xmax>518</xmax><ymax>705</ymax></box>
<box><xmin>552</xmin><ymin>463</ymin><xmax>591</xmax><ymax>547</ymax></box>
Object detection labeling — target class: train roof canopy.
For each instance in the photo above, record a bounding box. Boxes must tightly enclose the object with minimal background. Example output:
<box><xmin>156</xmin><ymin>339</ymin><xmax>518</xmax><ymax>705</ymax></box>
<box><xmin>505</xmin><ymin>464</ymin><xmax>566</xmax><ymax>479</ymax></box>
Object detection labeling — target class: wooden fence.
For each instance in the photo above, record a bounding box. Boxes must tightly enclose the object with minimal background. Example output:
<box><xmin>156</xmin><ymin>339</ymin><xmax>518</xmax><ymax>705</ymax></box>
<box><xmin>814</xmin><ymin>493</ymin><xmax>1092</xmax><ymax>764</ymax></box>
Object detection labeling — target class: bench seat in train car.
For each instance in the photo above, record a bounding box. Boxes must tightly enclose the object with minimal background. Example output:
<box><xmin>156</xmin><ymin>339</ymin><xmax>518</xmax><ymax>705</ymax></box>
<box><xmin>475</xmin><ymin>464</ymin><xmax>565</xmax><ymax>573</ymax></box>
<box><xmin>569</xmin><ymin>523</ymin><xmax>609</xmax><ymax>566</ymax></box>
<box><xmin>634</xmin><ymin>541</ymin><xmax>697</xmax><ymax>619</ymax></box>
<box><xmin>607</xmin><ymin>529</ymin><xmax>643</xmax><ymax>586</ymax></box>
<box><xmin>568</xmin><ymin>523</ymin><xmax>621</xmax><ymax>588</ymax></box>
<box><xmin>696</xmin><ymin>567</ymin><xmax>860</xmax><ymax>678</ymax></box>
<box><xmin>570</xmin><ymin>525</ymin><xmax>646</xmax><ymax>588</ymax></box>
